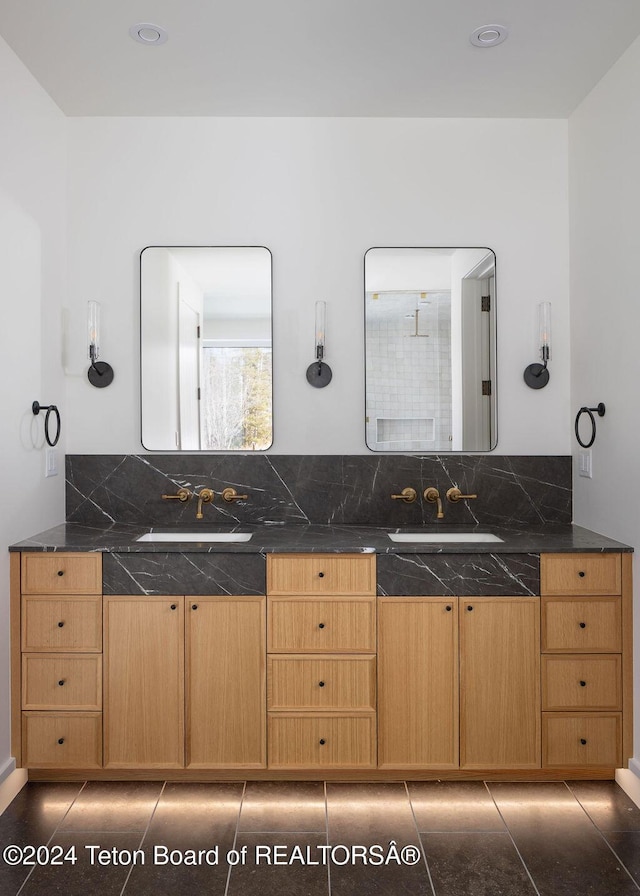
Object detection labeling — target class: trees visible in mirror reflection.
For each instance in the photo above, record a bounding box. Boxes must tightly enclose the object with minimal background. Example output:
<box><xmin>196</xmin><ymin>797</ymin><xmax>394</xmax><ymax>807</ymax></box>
<box><xmin>201</xmin><ymin>346</ymin><xmax>272</xmax><ymax>450</ymax></box>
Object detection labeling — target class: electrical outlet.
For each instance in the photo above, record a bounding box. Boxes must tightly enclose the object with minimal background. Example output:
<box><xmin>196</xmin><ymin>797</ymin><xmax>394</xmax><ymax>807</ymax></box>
<box><xmin>45</xmin><ymin>448</ymin><xmax>58</xmax><ymax>478</ymax></box>
<box><xmin>578</xmin><ymin>449</ymin><xmax>592</xmax><ymax>479</ymax></box>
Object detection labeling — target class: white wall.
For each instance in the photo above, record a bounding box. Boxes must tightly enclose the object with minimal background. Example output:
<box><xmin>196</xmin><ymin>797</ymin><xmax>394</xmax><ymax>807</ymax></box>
<box><xmin>0</xmin><ymin>37</ymin><xmax>66</xmax><ymax>780</ymax></box>
<box><xmin>64</xmin><ymin>117</ymin><xmax>571</xmax><ymax>455</ymax></box>
<box><xmin>570</xmin><ymin>34</ymin><xmax>640</xmax><ymax>773</ymax></box>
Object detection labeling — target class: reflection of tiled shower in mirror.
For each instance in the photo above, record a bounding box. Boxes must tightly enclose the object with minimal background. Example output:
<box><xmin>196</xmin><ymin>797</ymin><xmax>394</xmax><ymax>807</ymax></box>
<box><xmin>365</xmin><ymin>289</ymin><xmax>452</xmax><ymax>452</ymax></box>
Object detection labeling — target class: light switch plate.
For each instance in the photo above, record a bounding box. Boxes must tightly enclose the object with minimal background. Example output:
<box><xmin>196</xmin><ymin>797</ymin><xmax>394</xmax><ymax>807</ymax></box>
<box><xmin>578</xmin><ymin>449</ymin><xmax>592</xmax><ymax>479</ymax></box>
<box><xmin>45</xmin><ymin>448</ymin><xmax>58</xmax><ymax>478</ymax></box>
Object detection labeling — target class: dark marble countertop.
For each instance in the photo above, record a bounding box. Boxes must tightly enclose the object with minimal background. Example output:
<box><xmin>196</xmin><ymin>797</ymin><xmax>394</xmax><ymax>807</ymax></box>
<box><xmin>9</xmin><ymin>522</ymin><xmax>633</xmax><ymax>554</ymax></box>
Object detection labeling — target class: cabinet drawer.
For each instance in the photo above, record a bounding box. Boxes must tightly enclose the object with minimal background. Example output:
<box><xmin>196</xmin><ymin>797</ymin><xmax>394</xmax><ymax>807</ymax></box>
<box><xmin>542</xmin><ymin>713</ymin><xmax>621</xmax><ymax>767</ymax></box>
<box><xmin>22</xmin><ymin>596</ymin><xmax>102</xmax><ymax>652</ymax></box>
<box><xmin>268</xmin><ymin>655</ymin><xmax>376</xmax><ymax>711</ymax></box>
<box><xmin>267</xmin><ymin>554</ymin><xmax>375</xmax><ymax>596</ymax></box>
<box><xmin>268</xmin><ymin>597</ymin><xmax>376</xmax><ymax>653</ymax></box>
<box><xmin>21</xmin><ymin>553</ymin><xmax>102</xmax><ymax>595</ymax></box>
<box><xmin>22</xmin><ymin>655</ymin><xmax>102</xmax><ymax>710</ymax></box>
<box><xmin>268</xmin><ymin>713</ymin><xmax>376</xmax><ymax>768</ymax></box>
<box><xmin>541</xmin><ymin>597</ymin><xmax>621</xmax><ymax>652</ymax></box>
<box><xmin>540</xmin><ymin>553</ymin><xmax>621</xmax><ymax>596</ymax></box>
<box><xmin>22</xmin><ymin>712</ymin><xmax>102</xmax><ymax>768</ymax></box>
<box><xmin>541</xmin><ymin>655</ymin><xmax>621</xmax><ymax>710</ymax></box>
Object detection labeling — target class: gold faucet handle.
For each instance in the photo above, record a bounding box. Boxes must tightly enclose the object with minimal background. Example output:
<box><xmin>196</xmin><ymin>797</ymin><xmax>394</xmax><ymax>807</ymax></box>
<box><xmin>446</xmin><ymin>487</ymin><xmax>478</xmax><ymax>503</ymax></box>
<box><xmin>390</xmin><ymin>487</ymin><xmax>417</xmax><ymax>504</ymax></box>
<box><xmin>221</xmin><ymin>487</ymin><xmax>248</xmax><ymax>503</ymax></box>
<box><xmin>162</xmin><ymin>488</ymin><xmax>192</xmax><ymax>502</ymax></box>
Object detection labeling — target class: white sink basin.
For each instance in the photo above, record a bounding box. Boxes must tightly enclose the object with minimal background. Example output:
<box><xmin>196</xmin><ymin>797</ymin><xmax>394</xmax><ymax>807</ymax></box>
<box><xmin>136</xmin><ymin>532</ymin><xmax>253</xmax><ymax>543</ymax></box>
<box><xmin>388</xmin><ymin>532</ymin><xmax>504</xmax><ymax>543</ymax></box>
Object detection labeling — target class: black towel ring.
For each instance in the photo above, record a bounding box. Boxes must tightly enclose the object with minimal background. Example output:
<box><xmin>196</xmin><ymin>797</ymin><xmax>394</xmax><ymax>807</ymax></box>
<box><xmin>32</xmin><ymin>401</ymin><xmax>61</xmax><ymax>447</ymax></box>
<box><xmin>574</xmin><ymin>403</ymin><xmax>605</xmax><ymax>449</ymax></box>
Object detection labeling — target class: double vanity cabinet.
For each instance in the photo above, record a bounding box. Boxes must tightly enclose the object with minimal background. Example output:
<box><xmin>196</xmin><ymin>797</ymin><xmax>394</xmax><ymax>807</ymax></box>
<box><xmin>10</xmin><ymin>545</ymin><xmax>632</xmax><ymax>781</ymax></box>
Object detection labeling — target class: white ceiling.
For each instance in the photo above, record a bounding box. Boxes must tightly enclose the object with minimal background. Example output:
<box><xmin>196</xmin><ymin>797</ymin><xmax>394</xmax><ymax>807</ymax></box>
<box><xmin>1</xmin><ymin>0</ymin><xmax>640</xmax><ymax>118</ymax></box>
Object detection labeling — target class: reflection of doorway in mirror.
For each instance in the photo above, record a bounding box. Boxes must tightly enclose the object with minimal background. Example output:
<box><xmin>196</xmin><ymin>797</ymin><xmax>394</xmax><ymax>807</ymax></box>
<box><xmin>177</xmin><ymin>289</ymin><xmax>202</xmax><ymax>450</ymax></box>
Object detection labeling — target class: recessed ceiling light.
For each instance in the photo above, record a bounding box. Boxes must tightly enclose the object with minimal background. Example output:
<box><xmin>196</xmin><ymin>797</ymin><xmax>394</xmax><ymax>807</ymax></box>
<box><xmin>129</xmin><ymin>22</ymin><xmax>168</xmax><ymax>45</ymax></box>
<box><xmin>470</xmin><ymin>24</ymin><xmax>509</xmax><ymax>48</ymax></box>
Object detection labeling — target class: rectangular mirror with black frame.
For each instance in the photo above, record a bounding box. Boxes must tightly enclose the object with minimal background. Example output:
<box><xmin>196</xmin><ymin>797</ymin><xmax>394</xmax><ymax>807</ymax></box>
<box><xmin>141</xmin><ymin>246</ymin><xmax>273</xmax><ymax>451</ymax></box>
<box><xmin>364</xmin><ymin>247</ymin><xmax>497</xmax><ymax>452</ymax></box>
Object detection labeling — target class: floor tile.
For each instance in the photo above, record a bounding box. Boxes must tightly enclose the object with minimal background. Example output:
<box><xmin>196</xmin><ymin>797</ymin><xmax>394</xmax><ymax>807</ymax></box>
<box><xmin>568</xmin><ymin>781</ymin><xmax>640</xmax><ymax>831</ymax></box>
<box><xmin>408</xmin><ymin>781</ymin><xmax>506</xmax><ymax>832</ymax></box>
<box><xmin>123</xmin><ymin>782</ymin><xmax>243</xmax><ymax>896</ymax></box>
<box><xmin>327</xmin><ymin>783</ymin><xmax>433</xmax><ymax>896</ymax></box>
<box><xmin>239</xmin><ymin>781</ymin><xmax>326</xmax><ymax>832</ymax></box>
<box><xmin>326</xmin><ymin>783</ymin><xmax>418</xmax><ymax>842</ymax></box>
<box><xmin>228</xmin><ymin>833</ymin><xmax>330</xmax><ymax>896</ymax></box>
<box><xmin>421</xmin><ymin>831</ymin><xmax>536</xmax><ymax>896</ymax></box>
<box><xmin>0</xmin><ymin>782</ymin><xmax>84</xmax><ymax>896</ymax></box>
<box><xmin>18</xmin><ymin>832</ymin><xmax>144</xmax><ymax>896</ymax></box>
<box><xmin>58</xmin><ymin>781</ymin><xmax>164</xmax><ymax>833</ymax></box>
<box><xmin>489</xmin><ymin>782</ymin><xmax>640</xmax><ymax>895</ymax></box>
<box><xmin>604</xmin><ymin>832</ymin><xmax>640</xmax><ymax>884</ymax></box>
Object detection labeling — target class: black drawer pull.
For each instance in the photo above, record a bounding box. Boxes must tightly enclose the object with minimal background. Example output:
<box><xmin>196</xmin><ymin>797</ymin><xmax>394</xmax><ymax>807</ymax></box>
<box><xmin>579</xmin><ymin>622</ymin><xmax>587</xmax><ymax>628</ymax></box>
<box><xmin>580</xmin><ymin>738</ymin><xmax>587</xmax><ymax>745</ymax></box>
<box><xmin>192</xmin><ymin>604</ymin><xmax>198</xmax><ymax>610</ymax></box>
<box><xmin>578</xmin><ymin>571</ymin><xmax>586</xmax><ymax>578</ymax></box>
<box><xmin>57</xmin><ymin>738</ymin><xmax>65</xmax><ymax>745</ymax></box>
<box><xmin>318</xmin><ymin>572</ymin><xmax>325</xmax><ymax>578</ymax></box>
<box><xmin>170</xmin><ymin>604</ymin><xmax>177</xmax><ymax>610</ymax></box>
<box><xmin>319</xmin><ymin>739</ymin><xmax>326</xmax><ymax>745</ymax></box>
<box><xmin>58</xmin><ymin>680</ymin><xmax>65</xmax><ymax>687</ymax></box>
<box><xmin>57</xmin><ymin>621</ymin><xmax>64</xmax><ymax>628</ymax></box>
<box><xmin>467</xmin><ymin>605</ymin><xmax>474</xmax><ymax>612</ymax></box>
<box><xmin>445</xmin><ymin>605</ymin><xmax>452</xmax><ymax>612</ymax></box>
<box><xmin>57</xmin><ymin>570</ymin><xmax>64</xmax><ymax>577</ymax></box>
<box><xmin>318</xmin><ymin>681</ymin><xmax>325</xmax><ymax>687</ymax></box>
<box><xmin>318</xmin><ymin>623</ymin><xmax>325</xmax><ymax>629</ymax></box>
<box><xmin>579</xmin><ymin>680</ymin><xmax>587</xmax><ymax>687</ymax></box>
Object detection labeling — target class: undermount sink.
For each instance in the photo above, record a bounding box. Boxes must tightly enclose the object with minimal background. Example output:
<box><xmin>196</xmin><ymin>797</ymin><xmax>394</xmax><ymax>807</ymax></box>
<box><xmin>136</xmin><ymin>532</ymin><xmax>253</xmax><ymax>543</ymax></box>
<box><xmin>388</xmin><ymin>532</ymin><xmax>504</xmax><ymax>544</ymax></box>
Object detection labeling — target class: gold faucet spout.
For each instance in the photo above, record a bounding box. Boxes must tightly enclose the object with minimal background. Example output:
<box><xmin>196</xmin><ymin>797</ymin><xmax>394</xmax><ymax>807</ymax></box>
<box><xmin>424</xmin><ymin>487</ymin><xmax>444</xmax><ymax>519</ymax></box>
<box><xmin>195</xmin><ymin>488</ymin><xmax>214</xmax><ymax>519</ymax></box>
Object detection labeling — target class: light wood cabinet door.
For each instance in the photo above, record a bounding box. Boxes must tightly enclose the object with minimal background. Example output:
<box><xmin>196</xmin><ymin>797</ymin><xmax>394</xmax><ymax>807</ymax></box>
<box><xmin>542</xmin><ymin>655</ymin><xmax>621</xmax><ymax>711</ymax></box>
<box><xmin>460</xmin><ymin>597</ymin><xmax>540</xmax><ymax>769</ymax></box>
<box><xmin>22</xmin><ymin>595</ymin><xmax>102</xmax><ymax>652</ymax></box>
<box><xmin>268</xmin><ymin>597</ymin><xmax>376</xmax><ymax>653</ymax></box>
<box><xmin>268</xmin><ymin>655</ymin><xmax>376</xmax><ymax>711</ymax></box>
<box><xmin>22</xmin><ymin>712</ymin><xmax>102</xmax><ymax>768</ymax></box>
<box><xmin>186</xmin><ymin>596</ymin><xmax>266</xmax><ymax>768</ymax></box>
<box><xmin>540</xmin><ymin>553</ymin><xmax>621</xmax><ymax>596</ymax></box>
<box><xmin>22</xmin><ymin>654</ymin><xmax>102</xmax><ymax>710</ymax></box>
<box><xmin>378</xmin><ymin>598</ymin><xmax>458</xmax><ymax>768</ymax></box>
<box><xmin>104</xmin><ymin>596</ymin><xmax>184</xmax><ymax>768</ymax></box>
<box><xmin>267</xmin><ymin>554</ymin><xmax>375</xmax><ymax>596</ymax></box>
<box><xmin>541</xmin><ymin>597</ymin><xmax>621</xmax><ymax>653</ymax></box>
<box><xmin>268</xmin><ymin>713</ymin><xmax>376</xmax><ymax>768</ymax></box>
<box><xmin>542</xmin><ymin>713</ymin><xmax>621</xmax><ymax>767</ymax></box>
<box><xmin>21</xmin><ymin>553</ymin><xmax>102</xmax><ymax>595</ymax></box>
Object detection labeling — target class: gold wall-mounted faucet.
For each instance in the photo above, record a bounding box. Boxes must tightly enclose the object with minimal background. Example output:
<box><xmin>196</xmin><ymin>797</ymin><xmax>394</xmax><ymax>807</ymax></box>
<box><xmin>221</xmin><ymin>487</ymin><xmax>248</xmax><ymax>503</ymax></box>
<box><xmin>390</xmin><ymin>487</ymin><xmax>418</xmax><ymax>504</ymax></box>
<box><xmin>424</xmin><ymin>487</ymin><xmax>444</xmax><ymax>519</ymax></box>
<box><xmin>446</xmin><ymin>487</ymin><xmax>478</xmax><ymax>503</ymax></box>
<box><xmin>195</xmin><ymin>488</ymin><xmax>214</xmax><ymax>519</ymax></box>
<box><xmin>161</xmin><ymin>488</ymin><xmax>192</xmax><ymax>503</ymax></box>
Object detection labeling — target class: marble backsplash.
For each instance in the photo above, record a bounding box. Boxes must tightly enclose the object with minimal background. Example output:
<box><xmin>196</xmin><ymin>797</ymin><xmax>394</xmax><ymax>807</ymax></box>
<box><xmin>66</xmin><ymin>454</ymin><xmax>571</xmax><ymax>530</ymax></box>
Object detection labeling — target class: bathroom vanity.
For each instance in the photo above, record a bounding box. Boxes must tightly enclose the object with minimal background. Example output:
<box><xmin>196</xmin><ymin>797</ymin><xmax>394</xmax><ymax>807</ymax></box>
<box><xmin>9</xmin><ymin>525</ymin><xmax>633</xmax><ymax>782</ymax></box>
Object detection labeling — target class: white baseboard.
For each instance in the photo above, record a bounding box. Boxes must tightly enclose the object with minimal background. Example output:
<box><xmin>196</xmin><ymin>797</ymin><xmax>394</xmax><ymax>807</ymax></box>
<box><xmin>0</xmin><ymin>766</ymin><xmax>28</xmax><ymax>816</ymax></box>
<box><xmin>615</xmin><ymin>762</ymin><xmax>640</xmax><ymax>809</ymax></box>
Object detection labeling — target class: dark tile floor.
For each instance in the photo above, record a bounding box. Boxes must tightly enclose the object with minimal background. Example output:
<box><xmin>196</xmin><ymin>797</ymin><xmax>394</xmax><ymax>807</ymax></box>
<box><xmin>1</xmin><ymin>779</ymin><xmax>640</xmax><ymax>895</ymax></box>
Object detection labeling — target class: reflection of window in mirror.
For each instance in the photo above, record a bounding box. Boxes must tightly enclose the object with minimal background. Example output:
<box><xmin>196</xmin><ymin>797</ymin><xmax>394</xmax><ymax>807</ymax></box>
<box><xmin>364</xmin><ymin>248</ymin><xmax>496</xmax><ymax>453</ymax></box>
<box><xmin>141</xmin><ymin>246</ymin><xmax>273</xmax><ymax>451</ymax></box>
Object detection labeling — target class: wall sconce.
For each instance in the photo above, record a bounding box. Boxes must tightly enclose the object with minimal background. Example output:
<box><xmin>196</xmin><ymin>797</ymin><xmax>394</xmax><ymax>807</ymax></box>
<box><xmin>306</xmin><ymin>300</ymin><xmax>332</xmax><ymax>387</ymax></box>
<box><xmin>87</xmin><ymin>300</ymin><xmax>114</xmax><ymax>388</ymax></box>
<box><xmin>523</xmin><ymin>301</ymin><xmax>551</xmax><ymax>389</ymax></box>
